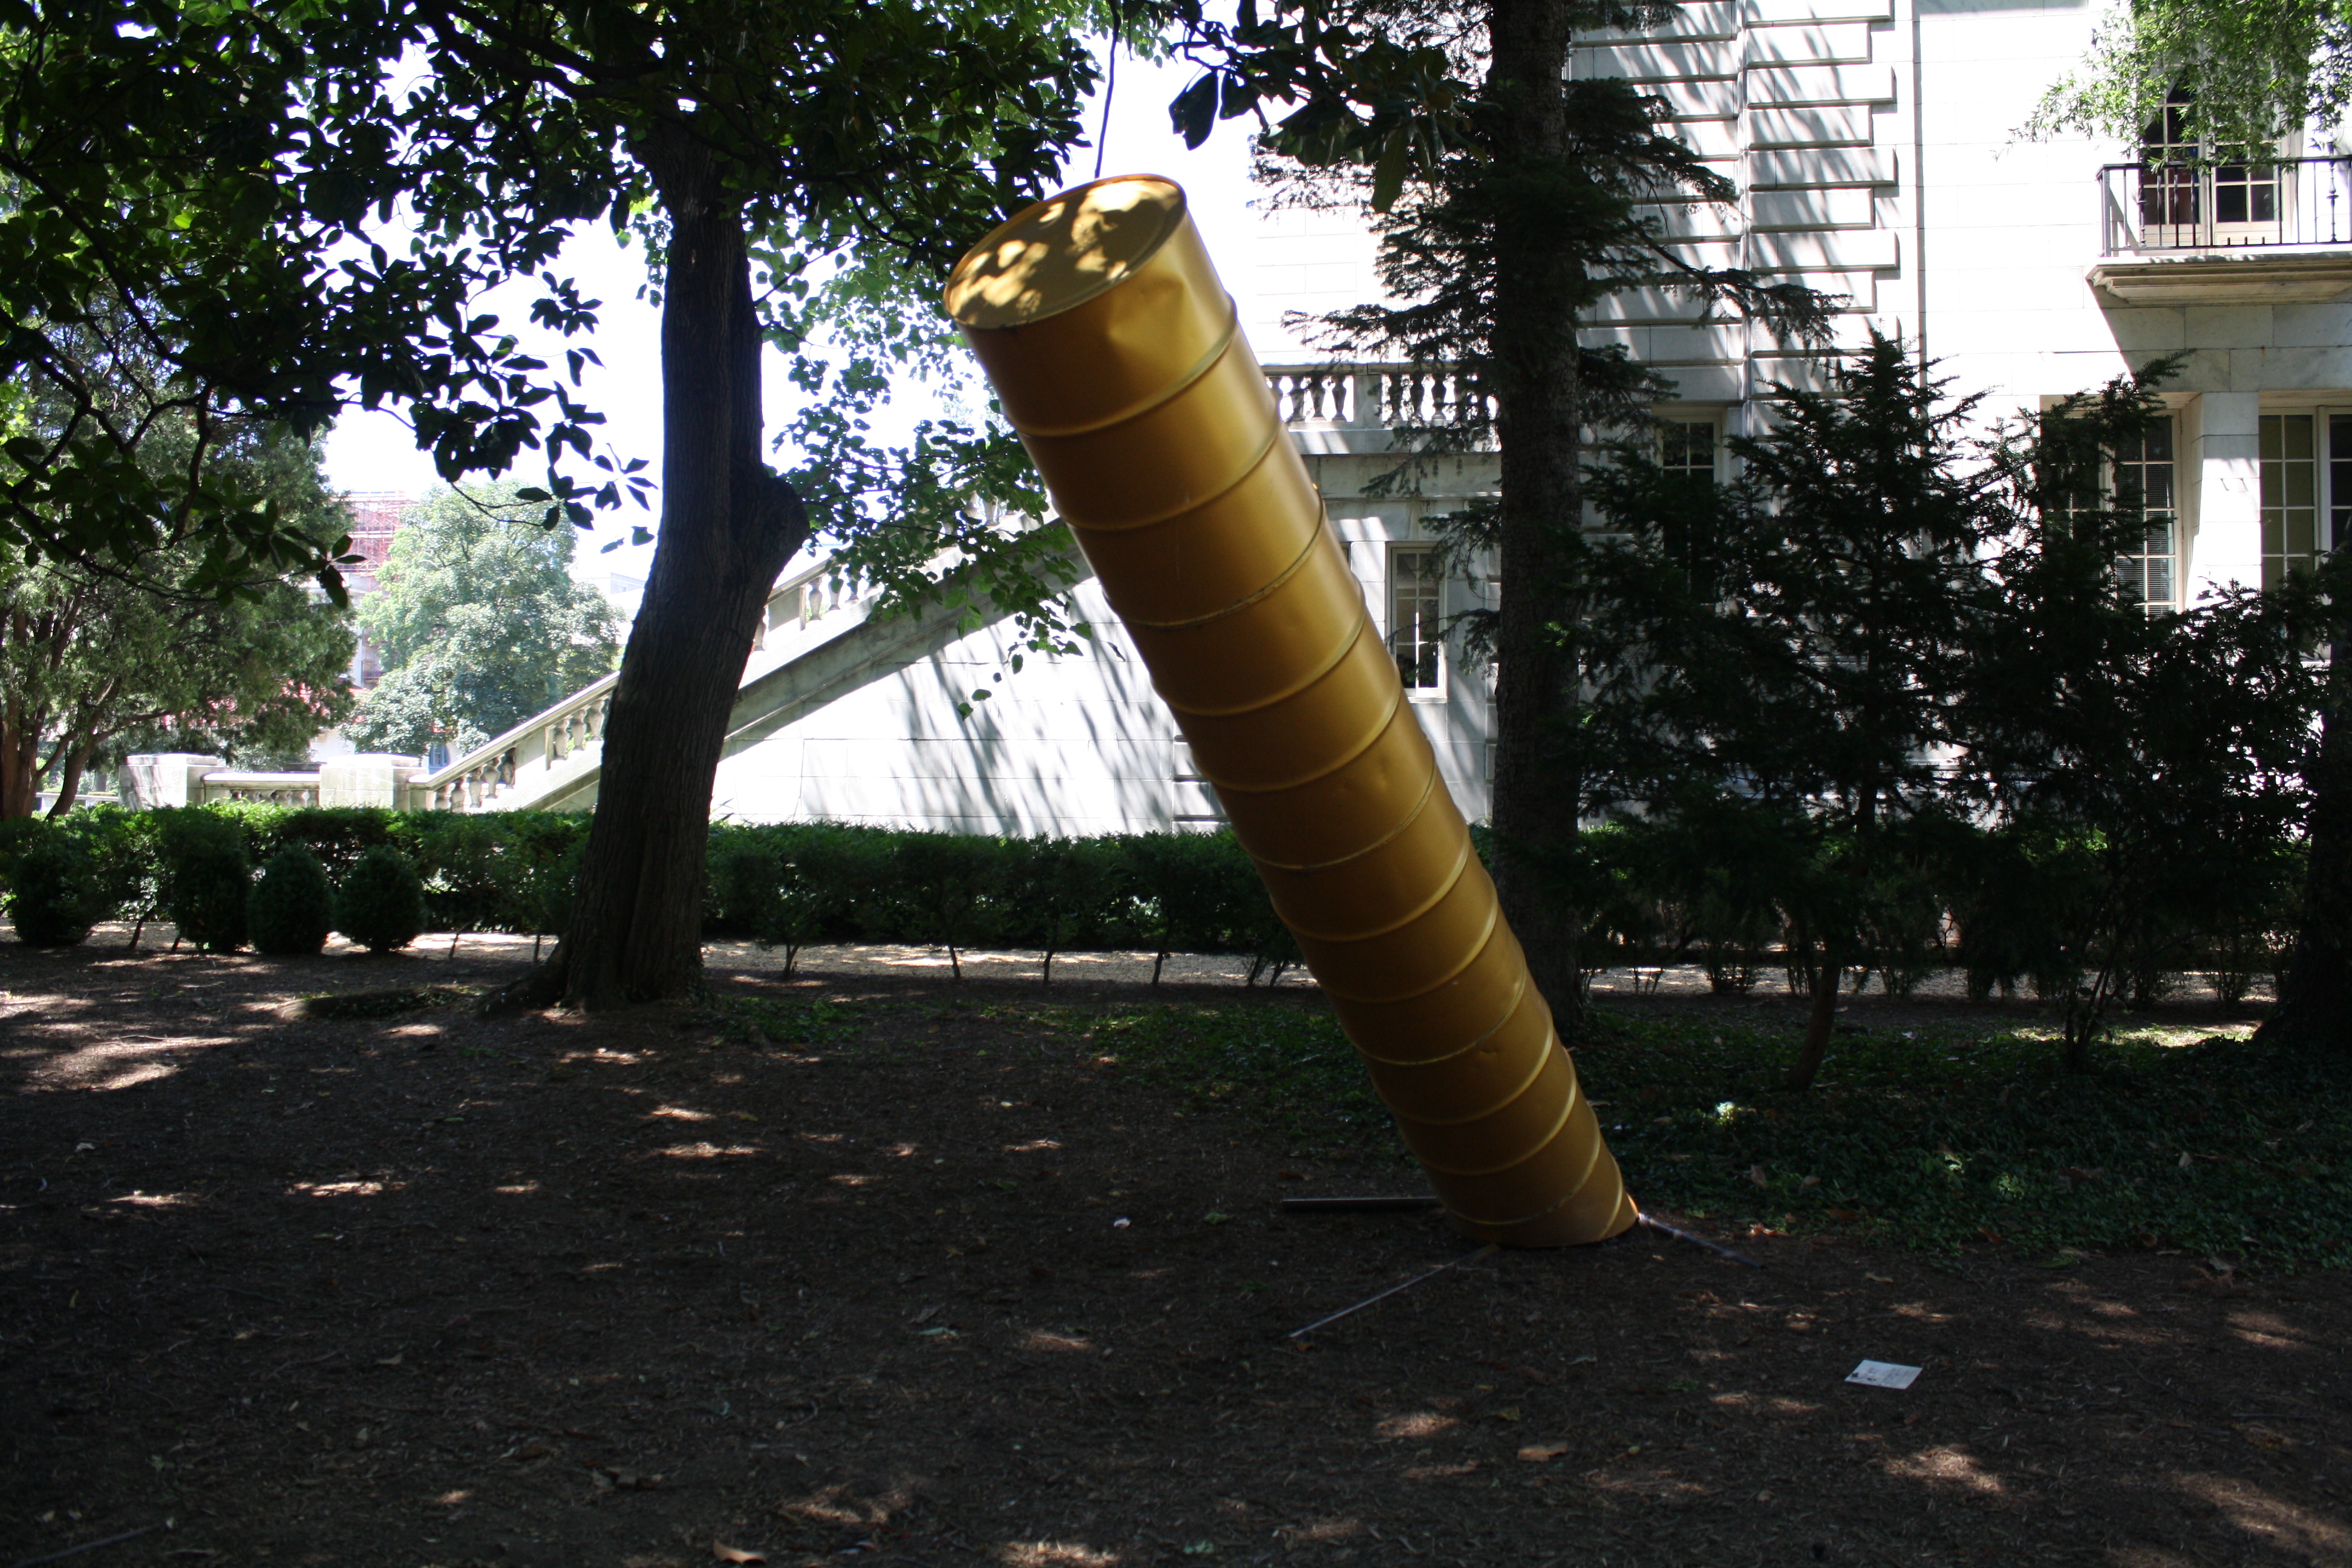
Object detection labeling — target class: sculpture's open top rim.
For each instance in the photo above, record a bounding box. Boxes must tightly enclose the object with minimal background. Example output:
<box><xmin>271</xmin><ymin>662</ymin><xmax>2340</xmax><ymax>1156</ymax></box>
<box><xmin>944</xmin><ymin>174</ymin><xmax>1187</xmax><ymax>330</ymax></box>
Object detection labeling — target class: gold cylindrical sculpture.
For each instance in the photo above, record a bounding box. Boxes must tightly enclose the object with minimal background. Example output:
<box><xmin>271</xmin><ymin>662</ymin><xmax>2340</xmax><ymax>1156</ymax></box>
<box><xmin>944</xmin><ymin>175</ymin><xmax>1636</xmax><ymax>1246</ymax></box>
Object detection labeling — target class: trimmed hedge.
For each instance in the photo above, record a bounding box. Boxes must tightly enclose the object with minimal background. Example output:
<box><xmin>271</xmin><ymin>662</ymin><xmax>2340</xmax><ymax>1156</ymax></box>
<box><xmin>0</xmin><ymin>808</ymin><xmax>1302</xmax><ymax>980</ymax></box>
<box><xmin>335</xmin><ymin>846</ymin><xmax>427</xmax><ymax>954</ymax></box>
<box><xmin>159</xmin><ymin>808</ymin><xmax>250</xmax><ymax>953</ymax></box>
<box><xmin>703</xmin><ymin>822</ymin><xmax>1299</xmax><ymax>982</ymax></box>
<box><xmin>248</xmin><ymin>847</ymin><xmax>335</xmax><ymax>956</ymax></box>
<box><xmin>7</xmin><ymin>833</ymin><xmax>106</xmax><ymax>947</ymax></box>
<box><xmin>0</xmin><ymin>805</ymin><xmax>2299</xmax><ymax>1007</ymax></box>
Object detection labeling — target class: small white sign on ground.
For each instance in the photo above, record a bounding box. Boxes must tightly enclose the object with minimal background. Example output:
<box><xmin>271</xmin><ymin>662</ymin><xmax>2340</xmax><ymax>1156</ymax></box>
<box><xmin>1846</xmin><ymin>1360</ymin><xmax>1922</xmax><ymax>1390</ymax></box>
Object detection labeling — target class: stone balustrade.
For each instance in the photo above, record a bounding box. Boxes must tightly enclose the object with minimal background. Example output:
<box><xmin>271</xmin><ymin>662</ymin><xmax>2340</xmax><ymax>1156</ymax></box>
<box><xmin>1263</xmin><ymin>363</ymin><xmax>1494</xmax><ymax>445</ymax></box>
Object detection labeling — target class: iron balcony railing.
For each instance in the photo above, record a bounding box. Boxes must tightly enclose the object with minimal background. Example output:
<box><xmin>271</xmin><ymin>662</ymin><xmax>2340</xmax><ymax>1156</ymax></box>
<box><xmin>2099</xmin><ymin>155</ymin><xmax>2352</xmax><ymax>255</ymax></box>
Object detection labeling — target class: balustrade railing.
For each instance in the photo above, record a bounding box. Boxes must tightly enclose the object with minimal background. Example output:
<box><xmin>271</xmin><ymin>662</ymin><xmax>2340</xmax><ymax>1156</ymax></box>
<box><xmin>410</xmin><ymin>675</ymin><xmax>615</xmax><ymax>811</ymax></box>
<box><xmin>2100</xmin><ymin>157</ymin><xmax>2352</xmax><ymax>255</ymax></box>
<box><xmin>1263</xmin><ymin>362</ymin><xmax>1494</xmax><ymax>438</ymax></box>
<box><xmin>760</xmin><ymin>557</ymin><xmax>858</xmax><ymax>642</ymax></box>
<box><xmin>198</xmin><ymin>771</ymin><xmax>321</xmax><ymax>807</ymax></box>
<box><xmin>412</xmin><ymin>556</ymin><xmax>864</xmax><ymax>811</ymax></box>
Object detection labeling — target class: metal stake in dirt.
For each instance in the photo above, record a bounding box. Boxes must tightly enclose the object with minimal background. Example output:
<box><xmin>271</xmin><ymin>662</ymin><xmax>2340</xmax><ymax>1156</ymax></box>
<box><xmin>1635</xmin><ymin>1211</ymin><xmax>1767</xmax><ymax>1269</ymax></box>
<box><xmin>1287</xmin><ymin>1245</ymin><xmax>1500</xmax><ymax>1340</ymax></box>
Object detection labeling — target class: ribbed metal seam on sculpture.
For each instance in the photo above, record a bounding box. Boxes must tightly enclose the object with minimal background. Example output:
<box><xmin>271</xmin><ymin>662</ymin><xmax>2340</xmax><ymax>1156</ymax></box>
<box><xmin>945</xmin><ymin>175</ymin><xmax>1636</xmax><ymax>1246</ymax></box>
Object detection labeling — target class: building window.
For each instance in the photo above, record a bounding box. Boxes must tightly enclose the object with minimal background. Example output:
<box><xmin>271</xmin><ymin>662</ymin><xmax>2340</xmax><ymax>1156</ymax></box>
<box><xmin>2138</xmin><ymin>89</ymin><xmax>2282</xmax><ymax>246</ymax></box>
<box><xmin>2262</xmin><ymin>413</ymin><xmax>2321</xmax><ymax>588</ymax></box>
<box><xmin>2111</xmin><ymin>418</ymin><xmax>2178</xmax><ymax>613</ymax></box>
<box><xmin>1388</xmin><ymin>545</ymin><xmax>1444</xmax><ymax>693</ymax></box>
<box><xmin>2332</xmin><ymin>414</ymin><xmax>2352</xmax><ymax>560</ymax></box>
<box><xmin>2138</xmin><ymin>91</ymin><xmax>2200</xmax><ymax>233</ymax></box>
<box><xmin>1659</xmin><ymin>417</ymin><xmax>1719</xmax><ymax>483</ymax></box>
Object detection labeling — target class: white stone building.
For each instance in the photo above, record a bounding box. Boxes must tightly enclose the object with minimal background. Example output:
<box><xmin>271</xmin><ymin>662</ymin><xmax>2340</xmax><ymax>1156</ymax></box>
<box><xmin>158</xmin><ymin>1</ymin><xmax>2348</xmax><ymax>829</ymax></box>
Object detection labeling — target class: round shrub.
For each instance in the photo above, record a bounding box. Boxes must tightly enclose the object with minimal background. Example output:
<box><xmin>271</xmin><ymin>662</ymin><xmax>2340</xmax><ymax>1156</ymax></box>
<box><xmin>247</xmin><ymin>847</ymin><xmax>334</xmax><ymax>956</ymax></box>
<box><xmin>160</xmin><ymin>812</ymin><xmax>251</xmax><ymax>953</ymax></box>
<box><xmin>7</xmin><ymin>835</ymin><xmax>106</xmax><ymax>947</ymax></box>
<box><xmin>335</xmin><ymin>846</ymin><xmax>425</xmax><ymax>953</ymax></box>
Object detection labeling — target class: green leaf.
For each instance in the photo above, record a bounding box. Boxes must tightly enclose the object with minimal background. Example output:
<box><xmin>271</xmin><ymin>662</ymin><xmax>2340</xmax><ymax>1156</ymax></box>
<box><xmin>1370</xmin><ymin>125</ymin><xmax>1409</xmax><ymax>213</ymax></box>
<box><xmin>1171</xmin><ymin>73</ymin><xmax>1221</xmax><ymax>149</ymax></box>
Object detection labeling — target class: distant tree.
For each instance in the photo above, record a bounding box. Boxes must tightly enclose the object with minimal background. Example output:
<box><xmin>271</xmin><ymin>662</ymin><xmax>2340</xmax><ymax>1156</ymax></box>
<box><xmin>0</xmin><ymin>421</ymin><xmax>356</xmax><ymax>819</ymax></box>
<box><xmin>350</xmin><ymin>485</ymin><xmax>621</xmax><ymax>759</ymax></box>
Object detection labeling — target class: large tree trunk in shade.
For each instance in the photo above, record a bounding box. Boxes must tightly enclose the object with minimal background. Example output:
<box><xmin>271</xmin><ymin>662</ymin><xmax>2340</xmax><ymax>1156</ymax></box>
<box><xmin>1482</xmin><ymin>0</ymin><xmax>1588</xmax><ymax>1030</ymax></box>
<box><xmin>508</xmin><ymin>132</ymin><xmax>806</xmax><ymax>1009</ymax></box>
<box><xmin>45</xmin><ymin>745</ymin><xmax>89</xmax><ymax>819</ymax></box>
<box><xmin>0</xmin><ymin>708</ymin><xmax>39</xmax><ymax>820</ymax></box>
<box><xmin>2259</xmin><ymin>629</ymin><xmax>2352</xmax><ymax>1050</ymax></box>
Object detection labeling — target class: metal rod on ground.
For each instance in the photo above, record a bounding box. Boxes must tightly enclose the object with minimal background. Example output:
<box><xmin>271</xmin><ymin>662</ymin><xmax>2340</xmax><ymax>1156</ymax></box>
<box><xmin>1288</xmin><ymin>1244</ymin><xmax>1499</xmax><ymax>1340</ymax></box>
<box><xmin>1280</xmin><ymin>1195</ymin><xmax>1443</xmax><ymax>1214</ymax></box>
<box><xmin>8</xmin><ymin>1526</ymin><xmax>160</xmax><ymax>1568</ymax></box>
<box><xmin>1636</xmin><ymin>1211</ymin><xmax>1766</xmax><ymax>1269</ymax></box>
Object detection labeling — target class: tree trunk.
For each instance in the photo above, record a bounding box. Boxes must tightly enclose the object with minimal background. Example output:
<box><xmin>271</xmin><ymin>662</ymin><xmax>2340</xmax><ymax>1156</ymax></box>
<box><xmin>1482</xmin><ymin>0</ymin><xmax>1588</xmax><ymax>1028</ymax></box>
<box><xmin>0</xmin><ymin>712</ymin><xmax>38</xmax><ymax>819</ymax></box>
<box><xmin>507</xmin><ymin>131</ymin><xmax>806</xmax><ymax>1010</ymax></box>
<box><xmin>1785</xmin><ymin>954</ymin><xmax>1841</xmax><ymax>1089</ymax></box>
<box><xmin>2259</xmin><ymin>626</ymin><xmax>2352</xmax><ymax>1049</ymax></box>
<box><xmin>45</xmin><ymin>744</ymin><xmax>90</xmax><ymax>818</ymax></box>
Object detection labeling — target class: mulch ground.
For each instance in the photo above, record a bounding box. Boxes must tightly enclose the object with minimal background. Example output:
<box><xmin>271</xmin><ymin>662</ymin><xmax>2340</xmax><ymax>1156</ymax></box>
<box><xmin>2</xmin><ymin>935</ymin><xmax>2347</xmax><ymax>1568</ymax></box>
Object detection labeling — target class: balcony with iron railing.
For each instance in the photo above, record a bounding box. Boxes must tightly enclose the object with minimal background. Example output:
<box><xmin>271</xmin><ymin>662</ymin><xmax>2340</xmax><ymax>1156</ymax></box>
<box><xmin>2091</xmin><ymin>156</ymin><xmax>2352</xmax><ymax>304</ymax></box>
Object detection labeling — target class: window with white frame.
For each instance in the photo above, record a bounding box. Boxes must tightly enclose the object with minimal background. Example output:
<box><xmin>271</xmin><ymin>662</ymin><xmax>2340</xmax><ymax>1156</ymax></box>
<box><xmin>1659</xmin><ymin>416</ymin><xmax>1720</xmax><ymax>483</ymax></box>
<box><xmin>2138</xmin><ymin>89</ymin><xmax>2284</xmax><ymax>247</ymax></box>
<box><xmin>2333</xmin><ymin>414</ymin><xmax>2352</xmax><ymax>559</ymax></box>
<box><xmin>2262</xmin><ymin>413</ymin><xmax>2322</xmax><ymax>587</ymax></box>
<box><xmin>2256</xmin><ymin>407</ymin><xmax>2352</xmax><ymax>587</ymax></box>
<box><xmin>2111</xmin><ymin>417</ymin><xmax>2180</xmax><ymax>614</ymax></box>
<box><xmin>1388</xmin><ymin>544</ymin><xmax>1445</xmax><ymax>693</ymax></box>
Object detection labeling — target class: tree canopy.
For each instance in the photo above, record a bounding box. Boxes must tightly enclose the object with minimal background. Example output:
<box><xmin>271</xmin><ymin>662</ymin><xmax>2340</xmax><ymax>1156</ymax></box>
<box><xmin>0</xmin><ymin>0</ymin><xmax>1101</xmax><ymax>596</ymax></box>
<box><xmin>2031</xmin><ymin>0</ymin><xmax>2352</xmax><ymax>149</ymax></box>
<box><xmin>0</xmin><ymin>428</ymin><xmax>356</xmax><ymax>818</ymax></box>
<box><xmin>348</xmin><ymin>485</ymin><xmax>621</xmax><ymax>760</ymax></box>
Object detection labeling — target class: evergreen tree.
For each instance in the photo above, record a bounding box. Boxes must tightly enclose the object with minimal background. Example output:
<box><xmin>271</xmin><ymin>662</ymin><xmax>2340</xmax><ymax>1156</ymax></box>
<box><xmin>1584</xmin><ymin>337</ymin><xmax>2324</xmax><ymax>1079</ymax></box>
<box><xmin>1167</xmin><ymin>0</ymin><xmax>1829</xmax><ymax>1022</ymax></box>
<box><xmin>2030</xmin><ymin>0</ymin><xmax>2352</xmax><ymax>1051</ymax></box>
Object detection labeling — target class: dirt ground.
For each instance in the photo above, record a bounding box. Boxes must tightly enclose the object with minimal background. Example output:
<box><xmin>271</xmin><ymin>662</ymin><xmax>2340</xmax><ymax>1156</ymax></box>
<box><xmin>2</xmin><ymin>931</ymin><xmax>2346</xmax><ymax>1568</ymax></box>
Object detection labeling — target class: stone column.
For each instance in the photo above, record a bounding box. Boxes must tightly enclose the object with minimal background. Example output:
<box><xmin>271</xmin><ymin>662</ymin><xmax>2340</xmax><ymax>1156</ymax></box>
<box><xmin>2187</xmin><ymin>390</ymin><xmax>2262</xmax><ymax>597</ymax></box>
<box><xmin>119</xmin><ymin>754</ymin><xmax>224</xmax><ymax>808</ymax></box>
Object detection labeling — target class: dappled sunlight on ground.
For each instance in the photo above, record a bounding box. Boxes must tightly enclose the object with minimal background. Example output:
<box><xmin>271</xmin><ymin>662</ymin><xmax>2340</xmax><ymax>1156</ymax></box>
<box><xmin>1</xmin><ymin>936</ymin><xmax>2345</xmax><ymax>1567</ymax></box>
<box><xmin>1884</xmin><ymin>1443</ymin><xmax>2007</xmax><ymax>1494</ymax></box>
<box><xmin>996</xmin><ymin>1541</ymin><xmax>1121</xmax><ymax>1566</ymax></box>
<box><xmin>106</xmin><ymin>1189</ymin><xmax>197</xmax><ymax>1209</ymax></box>
<box><xmin>2177</xmin><ymin>1473</ymin><xmax>2352</xmax><ymax>1560</ymax></box>
<box><xmin>2223</xmin><ymin>1307</ymin><xmax>2321</xmax><ymax>1352</ymax></box>
<box><xmin>21</xmin><ymin>1031</ymin><xmax>232</xmax><ymax>1093</ymax></box>
<box><xmin>287</xmin><ymin>1180</ymin><xmax>390</xmax><ymax>1198</ymax></box>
